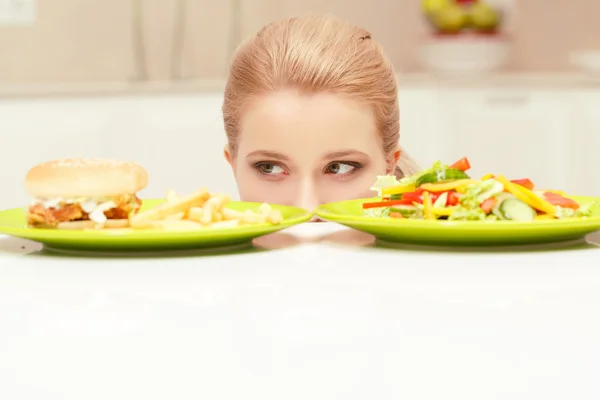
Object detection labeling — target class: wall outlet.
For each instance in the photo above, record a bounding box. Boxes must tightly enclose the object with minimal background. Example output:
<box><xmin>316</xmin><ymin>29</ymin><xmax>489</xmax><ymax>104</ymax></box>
<box><xmin>0</xmin><ymin>0</ymin><xmax>36</xmax><ymax>25</ymax></box>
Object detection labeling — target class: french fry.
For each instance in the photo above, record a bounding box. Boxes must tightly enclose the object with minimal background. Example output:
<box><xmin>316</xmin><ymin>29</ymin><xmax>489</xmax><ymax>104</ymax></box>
<box><xmin>129</xmin><ymin>188</ymin><xmax>210</xmax><ymax>227</ymax></box>
<box><xmin>259</xmin><ymin>203</ymin><xmax>283</xmax><ymax>224</ymax></box>
<box><xmin>266</xmin><ymin>210</ymin><xmax>283</xmax><ymax>224</ymax></box>
<box><xmin>187</xmin><ymin>207</ymin><xmax>204</xmax><ymax>222</ymax></box>
<box><xmin>200</xmin><ymin>194</ymin><xmax>231</xmax><ymax>225</ymax></box>
<box><xmin>165</xmin><ymin>212</ymin><xmax>185</xmax><ymax>221</ymax></box>
<box><xmin>143</xmin><ymin>220</ymin><xmax>204</xmax><ymax>231</ymax></box>
<box><xmin>206</xmin><ymin>220</ymin><xmax>241</xmax><ymax>229</ymax></box>
<box><xmin>166</xmin><ymin>190</ymin><xmax>179</xmax><ymax>204</ymax></box>
<box><xmin>222</xmin><ymin>208</ymin><xmax>266</xmax><ymax>224</ymax></box>
<box><xmin>259</xmin><ymin>203</ymin><xmax>272</xmax><ymax>215</ymax></box>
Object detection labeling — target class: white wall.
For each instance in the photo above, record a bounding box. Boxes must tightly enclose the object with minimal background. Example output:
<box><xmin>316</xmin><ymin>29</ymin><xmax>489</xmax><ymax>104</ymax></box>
<box><xmin>1</xmin><ymin>84</ymin><xmax>598</xmax><ymax>210</ymax></box>
<box><xmin>0</xmin><ymin>93</ymin><xmax>237</xmax><ymax>209</ymax></box>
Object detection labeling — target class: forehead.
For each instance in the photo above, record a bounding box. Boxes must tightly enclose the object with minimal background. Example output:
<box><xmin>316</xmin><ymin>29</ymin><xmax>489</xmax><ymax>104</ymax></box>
<box><xmin>237</xmin><ymin>90</ymin><xmax>381</xmax><ymax>156</ymax></box>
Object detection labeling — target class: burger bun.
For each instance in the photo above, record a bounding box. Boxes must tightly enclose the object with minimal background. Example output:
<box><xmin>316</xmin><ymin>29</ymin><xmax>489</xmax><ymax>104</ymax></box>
<box><xmin>25</xmin><ymin>158</ymin><xmax>148</xmax><ymax>199</ymax></box>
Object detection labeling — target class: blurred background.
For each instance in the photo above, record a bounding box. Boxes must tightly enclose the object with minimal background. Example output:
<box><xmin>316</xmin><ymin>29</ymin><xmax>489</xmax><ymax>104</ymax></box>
<box><xmin>0</xmin><ymin>0</ymin><xmax>599</xmax><ymax>208</ymax></box>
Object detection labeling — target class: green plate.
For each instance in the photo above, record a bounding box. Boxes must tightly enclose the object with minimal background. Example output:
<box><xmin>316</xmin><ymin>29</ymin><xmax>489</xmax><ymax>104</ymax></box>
<box><xmin>0</xmin><ymin>200</ymin><xmax>312</xmax><ymax>252</ymax></box>
<box><xmin>315</xmin><ymin>196</ymin><xmax>600</xmax><ymax>247</ymax></box>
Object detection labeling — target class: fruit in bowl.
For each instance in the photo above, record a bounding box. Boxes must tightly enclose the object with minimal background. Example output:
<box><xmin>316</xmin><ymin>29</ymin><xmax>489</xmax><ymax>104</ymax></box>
<box><xmin>431</xmin><ymin>2</ymin><xmax>469</xmax><ymax>34</ymax></box>
<box><xmin>467</xmin><ymin>1</ymin><xmax>501</xmax><ymax>32</ymax></box>
<box><xmin>422</xmin><ymin>0</ymin><xmax>502</xmax><ymax>35</ymax></box>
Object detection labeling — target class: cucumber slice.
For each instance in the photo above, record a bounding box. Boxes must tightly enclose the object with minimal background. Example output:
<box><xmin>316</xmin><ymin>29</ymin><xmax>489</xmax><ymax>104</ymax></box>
<box><xmin>491</xmin><ymin>193</ymin><xmax>513</xmax><ymax>219</ymax></box>
<box><xmin>498</xmin><ymin>198</ymin><xmax>536</xmax><ymax>221</ymax></box>
<box><xmin>390</xmin><ymin>205</ymin><xmax>418</xmax><ymax>218</ymax></box>
<box><xmin>416</xmin><ymin>168</ymin><xmax>470</xmax><ymax>186</ymax></box>
<box><xmin>390</xmin><ymin>193</ymin><xmax>402</xmax><ymax>200</ymax></box>
<box><xmin>433</xmin><ymin>192</ymin><xmax>449</xmax><ymax>208</ymax></box>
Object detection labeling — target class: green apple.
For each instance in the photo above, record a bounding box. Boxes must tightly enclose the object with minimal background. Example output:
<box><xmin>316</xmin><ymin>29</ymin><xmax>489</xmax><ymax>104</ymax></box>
<box><xmin>431</xmin><ymin>2</ymin><xmax>468</xmax><ymax>33</ymax></box>
<box><xmin>468</xmin><ymin>2</ymin><xmax>501</xmax><ymax>31</ymax></box>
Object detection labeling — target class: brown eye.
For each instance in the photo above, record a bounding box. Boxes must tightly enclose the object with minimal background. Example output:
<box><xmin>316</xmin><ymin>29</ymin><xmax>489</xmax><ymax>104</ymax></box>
<box><xmin>255</xmin><ymin>162</ymin><xmax>285</xmax><ymax>175</ymax></box>
<box><xmin>325</xmin><ymin>162</ymin><xmax>359</xmax><ymax>175</ymax></box>
<box><xmin>327</xmin><ymin>163</ymin><xmax>341</xmax><ymax>174</ymax></box>
<box><xmin>259</xmin><ymin>163</ymin><xmax>274</xmax><ymax>173</ymax></box>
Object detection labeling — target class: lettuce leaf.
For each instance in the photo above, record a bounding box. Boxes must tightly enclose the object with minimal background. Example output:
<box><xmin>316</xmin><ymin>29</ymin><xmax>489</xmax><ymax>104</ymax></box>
<box><xmin>448</xmin><ymin>206</ymin><xmax>487</xmax><ymax>221</ymax></box>
<box><xmin>369</xmin><ymin>175</ymin><xmax>400</xmax><ymax>196</ymax></box>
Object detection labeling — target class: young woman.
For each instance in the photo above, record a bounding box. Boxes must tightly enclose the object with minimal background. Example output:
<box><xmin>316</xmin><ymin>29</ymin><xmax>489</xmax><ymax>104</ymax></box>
<box><xmin>222</xmin><ymin>14</ymin><xmax>419</xmax><ymax>212</ymax></box>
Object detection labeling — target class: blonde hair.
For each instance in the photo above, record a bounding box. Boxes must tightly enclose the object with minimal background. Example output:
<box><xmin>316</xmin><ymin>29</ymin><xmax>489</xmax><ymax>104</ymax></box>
<box><xmin>222</xmin><ymin>14</ymin><xmax>419</xmax><ymax>178</ymax></box>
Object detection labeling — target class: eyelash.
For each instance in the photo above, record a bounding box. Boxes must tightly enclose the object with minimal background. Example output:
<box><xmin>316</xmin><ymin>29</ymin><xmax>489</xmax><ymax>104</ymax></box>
<box><xmin>323</xmin><ymin>161</ymin><xmax>362</xmax><ymax>176</ymax></box>
<box><xmin>253</xmin><ymin>161</ymin><xmax>363</xmax><ymax>178</ymax></box>
<box><xmin>254</xmin><ymin>162</ymin><xmax>288</xmax><ymax>179</ymax></box>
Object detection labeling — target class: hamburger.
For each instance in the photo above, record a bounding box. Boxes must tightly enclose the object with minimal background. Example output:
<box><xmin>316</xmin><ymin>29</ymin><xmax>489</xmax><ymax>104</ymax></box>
<box><xmin>25</xmin><ymin>158</ymin><xmax>148</xmax><ymax>228</ymax></box>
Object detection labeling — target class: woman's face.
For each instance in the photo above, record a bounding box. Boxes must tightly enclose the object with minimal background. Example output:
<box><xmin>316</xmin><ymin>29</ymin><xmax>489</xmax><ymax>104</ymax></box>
<box><xmin>226</xmin><ymin>89</ymin><xmax>396</xmax><ymax>211</ymax></box>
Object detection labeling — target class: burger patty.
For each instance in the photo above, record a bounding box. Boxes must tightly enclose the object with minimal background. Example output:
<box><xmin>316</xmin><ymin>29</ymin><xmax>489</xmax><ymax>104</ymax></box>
<box><xmin>27</xmin><ymin>194</ymin><xmax>142</xmax><ymax>226</ymax></box>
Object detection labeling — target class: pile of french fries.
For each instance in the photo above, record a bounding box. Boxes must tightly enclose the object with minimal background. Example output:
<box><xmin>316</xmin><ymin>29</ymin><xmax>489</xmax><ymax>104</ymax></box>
<box><xmin>57</xmin><ymin>188</ymin><xmax>283</xmax><ymax>231</ymax></box>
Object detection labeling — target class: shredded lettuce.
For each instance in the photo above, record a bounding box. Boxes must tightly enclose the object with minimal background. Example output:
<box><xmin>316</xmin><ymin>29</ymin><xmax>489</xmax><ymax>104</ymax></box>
<box><xmin>460</xmin><ymin>180</ymin><xmax>504</xmax><ymax>209</ymax></box>
<box><xmin>554</xmin><ymin>206</ymin><xmax>575</xmax><ymax>219</ymax></box>
<box><xmin>369</xmin><ymin>175</ymin><xmax>400</xmax><ymax>196</ymax></box>
<box><xmin>368</xmin><ymin>160</ymin><xmax>450</xmax><ymax>195</ymax></box>
<box><xmin>398</xmin><ymin>160</ymin><xmax>448</xmax><ymax>186</ymax></box>
<box><xmin>363</xmin><ymin>207</ymin><xmax>391</xmax><ymax>219</ymax></box>
<box><xmin>551</xmin><ymin>201</ymin><xmax>600</xmax><ymax>219</ymax></box>
<box><xmin>408</xmin><ymin>209</ymin><xmax>425</xmax><ymax>219</ymax></box>
<box><xmin>574</xmin><ymin>201</ymin><xmax>600</xmax><ymax>218</ymax></box>
<box><xmin>448</xmin><ymin>206</ymin><xmax>487</xmax><ymax>221</ymax></box>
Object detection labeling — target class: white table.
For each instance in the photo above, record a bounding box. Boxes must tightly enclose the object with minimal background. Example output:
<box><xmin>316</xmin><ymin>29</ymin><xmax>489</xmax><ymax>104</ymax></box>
<box><xmin>1</xmin><ymin>222</ymin><xmax>600</xmax><ymax>400</ymax></box>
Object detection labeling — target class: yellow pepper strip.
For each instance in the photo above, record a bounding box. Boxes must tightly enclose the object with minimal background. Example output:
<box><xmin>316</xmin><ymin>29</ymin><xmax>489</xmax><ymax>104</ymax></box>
<box><xmin>496</xmin><ymin>174</ymin><xmax>556</xmax><ymax>214</ymax></box>
<box><xmin>382</xmin><ymin>184</ymin><xmax>416</xmax><ymax>197</ymax></box>
<box><xmin>422</xmin><ymin>191</ymin><xmax>434</xmax><ymax>220</ymax></box>
<box><xmin>420</xmin><ymin>179</ymin><xmax>477</xmax><ymax>192</ymax></box>
<box><xmin>480</xmin><ymin>173</ymin><xmax>495</xmax><ymax>180</ymax></box>
<box><xmin>432</xmin><ymin>207</ymin><xmax>453</xmax><ymax>217</ymax></box>
<box><xmin>535</xmin><ymin>214</ymin><xmax>556</xmax><ymax>220</ymax></box>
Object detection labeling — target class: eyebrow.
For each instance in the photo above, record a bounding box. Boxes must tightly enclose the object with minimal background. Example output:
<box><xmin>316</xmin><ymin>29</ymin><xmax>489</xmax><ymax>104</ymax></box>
<box><xmin>245</xmin><ymin>149</ymin><xmax>369</xmax><ymax>161</ymax></box>
<box><xmin>246</xmin><ymin>150</ymin><xmax>290</xmax><ymax>161</ymax></box>
<box><xmin>323</xmin><ymin>150</ymin><xmax>369</xmax><ymax>159</ymax></box>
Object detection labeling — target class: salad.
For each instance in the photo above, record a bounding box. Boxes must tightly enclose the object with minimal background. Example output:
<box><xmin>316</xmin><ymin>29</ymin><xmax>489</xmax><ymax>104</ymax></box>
<box><xmin>364</xmin><ymin>157</ymin><xmax>599</xmax><ymax>222</ymax></box>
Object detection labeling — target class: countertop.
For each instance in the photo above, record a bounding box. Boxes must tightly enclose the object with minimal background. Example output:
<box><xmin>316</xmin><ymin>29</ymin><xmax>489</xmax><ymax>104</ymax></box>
<box><xmin>1</xmin><ymin>222</ymin><xmax>600</xmax><ymax>399</ymax></box>
<box><xmin>1</xmin><ymin>72</ymin><xmax>599</xmax><ymax>99</ymax></box>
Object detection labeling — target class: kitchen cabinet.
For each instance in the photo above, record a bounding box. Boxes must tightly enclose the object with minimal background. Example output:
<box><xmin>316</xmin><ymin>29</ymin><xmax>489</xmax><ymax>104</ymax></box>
<box><xmin>0</xmin><ymin>0</ymin><xmax>136</xmax><ymax>84</ymax></box>
<box><xmin>102</xmin><ymin>94</ymin><xmax>238</xmax><ymax>200</ymax></box>
<box><xmin>397</xmin><ymin>88</ymin><xmax>447</xmax><ymax>169</ymax></box>
<box><xmin>568</xmin><ymin>90</ymin><xmax>600</xmax><ymax>196</ymax></box>
<box><xmin>0</xmin><ymin>0</ymin><xmax>234</xmax><ymax>84</ymax></box>
<box><xmin>1</xmin><ymin>98</ymin><xmax>118</xmax><ymax>208</ymax></box>
<box><xmin>431</xmin><ymin>88</ymin><xmax>573</xmax><ymax>192</ymax></box>
<box><xmin>162</xmin><ymin>0</ymin><xmax>233</xmax><ymax>80</ymax></box>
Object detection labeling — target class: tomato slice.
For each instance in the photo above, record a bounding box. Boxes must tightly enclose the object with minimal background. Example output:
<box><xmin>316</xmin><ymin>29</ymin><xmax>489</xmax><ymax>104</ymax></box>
<box><xmin>403</xmin><ymin>191</ymin><xmax>441</xmax><ymax>205</ymax></box>
<box><xmin>480</xmin><ymin>197</ymin><xmax>497</xmax><ymax>214</ymax></box>
<box><xmin>543</xmin><ymin>192</ymin><xmax>579</xmax><ymax>210</ymax></box>
<box><xmin>449</xmin><ymin>157</ymin><xmax>471</xmax><ymax>172</ymax></box>
<box><xmin>401</xmin><ymin>189</ymin><xmax>424</xmax><ymax>204</ymax></box>
<box><xmin>511</xmin><ymin>178</ymin><xmax>535</xmax><ymax>190</ymax></box>
<box><xmin>446</xmin><ymin>191</ymin><xmax>462</xmax><ymax>206</ymax></box>
<box><xmin>362</xmin><ymin>199</ymin><xmax>414</xmax><ymax>209</ymax></box>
